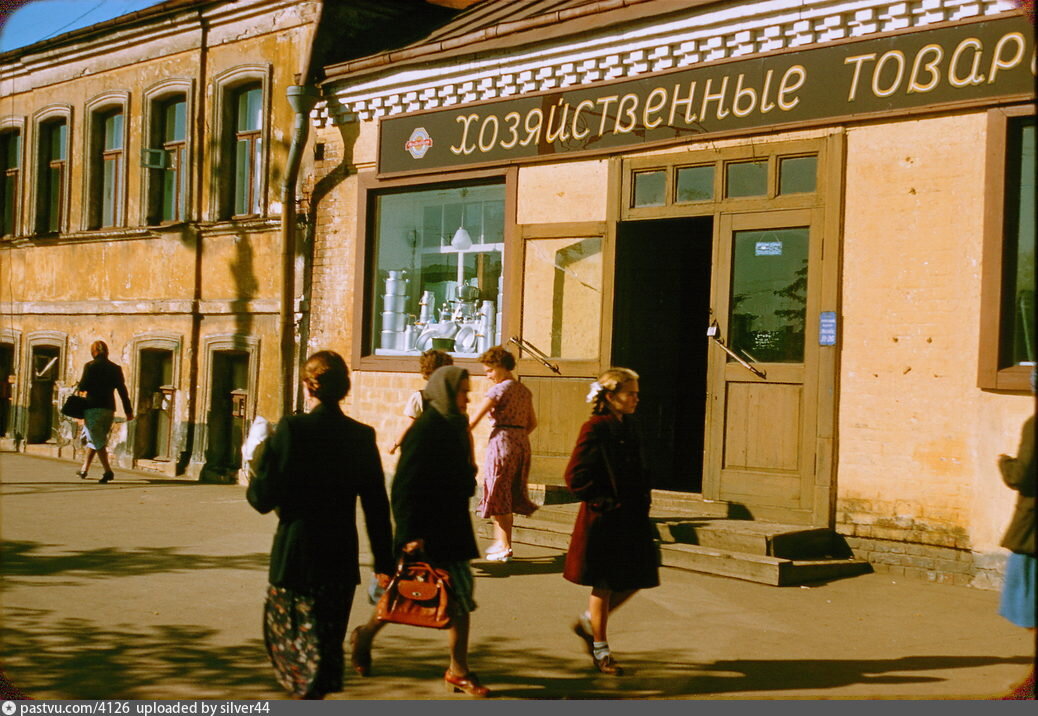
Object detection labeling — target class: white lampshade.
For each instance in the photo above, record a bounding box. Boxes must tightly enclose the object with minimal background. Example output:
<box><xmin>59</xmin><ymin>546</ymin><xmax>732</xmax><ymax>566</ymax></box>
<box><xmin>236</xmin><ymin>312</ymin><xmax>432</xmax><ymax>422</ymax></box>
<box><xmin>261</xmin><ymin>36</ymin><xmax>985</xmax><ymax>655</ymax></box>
<box><xmin>451</xmin><ymin>226</ymin><xmax>473</xmax><ymax>250</ymax></box>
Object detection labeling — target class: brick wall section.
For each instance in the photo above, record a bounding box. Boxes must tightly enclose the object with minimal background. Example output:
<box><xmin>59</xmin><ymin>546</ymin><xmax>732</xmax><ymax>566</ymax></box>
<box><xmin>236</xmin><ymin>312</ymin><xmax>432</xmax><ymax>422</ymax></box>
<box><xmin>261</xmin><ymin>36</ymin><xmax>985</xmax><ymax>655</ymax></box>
<box><xmin>841</xmin><ymin>534</ymin><xmax>1007</xmax><ymax>590</ymax></box>
<box><xmin>839</xmin><ymin>111</ymin><xmax>1033</xmax><ymax>588</ymax></box>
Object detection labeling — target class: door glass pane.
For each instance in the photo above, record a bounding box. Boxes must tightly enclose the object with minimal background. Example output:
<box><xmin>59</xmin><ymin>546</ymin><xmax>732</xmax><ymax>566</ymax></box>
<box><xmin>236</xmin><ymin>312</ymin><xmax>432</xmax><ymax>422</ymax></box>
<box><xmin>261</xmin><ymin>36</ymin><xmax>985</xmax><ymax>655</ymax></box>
<box><xmin>779</xmin><ymin>155</ymin><xmax>817</xmax><ymax>194</ymax></box>
<box><xmin>726</xmin><ymin>160</ymin><xmax>767</xmax><ymax>197</ymax></box>
<box><xmin>730</xmin><ymin>227</ymin><xmax>809</xmax><ymax>363</ymax></box>
<box><xmin>522</xmin><ymin>237</ymin><xmax>603</xmax><ymax>360</ymax></box>
<box><xmin>676</xmin><ymin>165</ymin><xmax>714</xmax><ymax>202</ymax></box>
<box><xmin>632</xmin><ymin>170</ymin><xmax>666</xmax><ymax>207</ymax></box>
<box><xmin>372</xmin><ymin>183</ymin><xmax>505</xmax><ymax>357</ymax></box>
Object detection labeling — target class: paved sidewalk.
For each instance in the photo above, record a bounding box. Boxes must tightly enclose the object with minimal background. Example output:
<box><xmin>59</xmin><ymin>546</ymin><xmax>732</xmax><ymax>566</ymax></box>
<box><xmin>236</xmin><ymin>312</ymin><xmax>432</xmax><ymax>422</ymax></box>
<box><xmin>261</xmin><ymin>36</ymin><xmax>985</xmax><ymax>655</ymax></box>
<box><xmin>1</xmin><ymin>453</ymin><xmax>1032</xmax><ymax>700</ymax></box>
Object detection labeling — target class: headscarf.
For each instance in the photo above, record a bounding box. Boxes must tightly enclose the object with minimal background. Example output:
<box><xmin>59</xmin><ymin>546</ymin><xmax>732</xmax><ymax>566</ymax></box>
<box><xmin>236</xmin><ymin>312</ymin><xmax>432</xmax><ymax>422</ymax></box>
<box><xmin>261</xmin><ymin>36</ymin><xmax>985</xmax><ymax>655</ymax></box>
<box><xmin>424</xmin><ymin>365</ymin><xmax>470</xmax><ymax>425</ymax></box>
<box><xmin>422</xmin><ymin>365</ymin><xmax>475</xmax><ymax>469</ymax></box>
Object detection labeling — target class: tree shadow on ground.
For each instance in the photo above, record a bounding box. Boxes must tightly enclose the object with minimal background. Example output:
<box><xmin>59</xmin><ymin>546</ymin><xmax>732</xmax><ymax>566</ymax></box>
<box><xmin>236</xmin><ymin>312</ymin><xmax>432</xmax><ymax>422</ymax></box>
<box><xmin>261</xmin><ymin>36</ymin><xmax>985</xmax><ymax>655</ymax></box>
<box><xmin>0</xmin><ymin>540</ymin><xmax>268</xmax><ymax>584</ymax></box>
<box><xmin>1</xmin><ymin>605</ymin><xmax>1031</xmax><ymax>700</ymax></box>
<box><xmin>1</xmin><ymin>606</ymin><xmax>278</xmax><ymax>699</ymax></box>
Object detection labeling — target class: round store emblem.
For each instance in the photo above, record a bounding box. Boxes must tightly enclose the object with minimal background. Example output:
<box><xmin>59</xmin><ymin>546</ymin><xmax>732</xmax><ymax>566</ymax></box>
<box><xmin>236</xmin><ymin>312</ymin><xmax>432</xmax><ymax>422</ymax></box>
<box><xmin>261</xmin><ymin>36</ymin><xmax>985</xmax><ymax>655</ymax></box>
<box><xmin>3</xmin><ymin>701</ymin><xmax>16</xmax><ymax>715</ymax></box>
<box><xmin>405</xmin><ymin>127</ymin><xmax>433</xmax><ymax>159</ymax></box>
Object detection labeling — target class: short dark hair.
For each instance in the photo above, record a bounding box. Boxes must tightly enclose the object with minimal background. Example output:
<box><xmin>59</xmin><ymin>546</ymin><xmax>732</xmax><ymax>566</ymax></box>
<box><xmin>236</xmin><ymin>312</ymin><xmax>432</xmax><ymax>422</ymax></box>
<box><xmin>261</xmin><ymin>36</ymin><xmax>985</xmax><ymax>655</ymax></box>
<box><xmin>478</xmin><ymin>345</ymin><xmax>515</xmax><ymax>371</ymax></box>
<box><xmin>302</xmin><ymin>350</ymin><xmax>350</xmax><ymax>403</ymax></box>
<box><xmin>418</xmin><ymin>349</ymin><xmax>453</xmax><ymax>379</ymax></box>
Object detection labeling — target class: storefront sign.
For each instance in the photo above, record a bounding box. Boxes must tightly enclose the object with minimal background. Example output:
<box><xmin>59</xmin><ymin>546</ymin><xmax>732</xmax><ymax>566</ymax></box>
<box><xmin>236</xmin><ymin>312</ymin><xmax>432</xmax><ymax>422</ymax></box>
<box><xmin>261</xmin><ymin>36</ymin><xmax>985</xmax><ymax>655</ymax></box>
<box><xmin>378</xmin><ymin>15</ymin><xmax>1035</xmax><ymax>174</ymax></box>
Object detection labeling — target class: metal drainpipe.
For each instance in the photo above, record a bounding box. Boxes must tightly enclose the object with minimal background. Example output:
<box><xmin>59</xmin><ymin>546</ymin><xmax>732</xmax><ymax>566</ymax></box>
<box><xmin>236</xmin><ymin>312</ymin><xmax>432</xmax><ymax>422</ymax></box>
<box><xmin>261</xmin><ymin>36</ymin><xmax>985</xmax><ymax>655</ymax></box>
<box><xmin>281</xmin><ymin>85</ymin><xmax>320</xmax><ymax>417</ymax></box>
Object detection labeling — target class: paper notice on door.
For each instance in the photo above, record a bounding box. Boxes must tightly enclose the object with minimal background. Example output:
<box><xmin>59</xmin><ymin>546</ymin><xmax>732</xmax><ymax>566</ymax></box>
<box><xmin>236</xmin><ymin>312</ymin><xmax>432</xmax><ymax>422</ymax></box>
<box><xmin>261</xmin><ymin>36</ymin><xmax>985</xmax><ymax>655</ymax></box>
<box><xmin>755</xmin><ymin>241</ymin><xmax>783</xmax><ymax>256</ymax></box>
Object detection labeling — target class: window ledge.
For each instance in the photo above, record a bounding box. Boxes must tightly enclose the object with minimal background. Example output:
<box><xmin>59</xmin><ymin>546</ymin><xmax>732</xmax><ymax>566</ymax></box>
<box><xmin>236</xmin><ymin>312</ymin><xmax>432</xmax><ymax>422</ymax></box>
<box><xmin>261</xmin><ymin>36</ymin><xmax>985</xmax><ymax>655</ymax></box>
<box><xmin>980</xmin><ymin>365</ymin><xmax>1035</xmax><ymax>393</ymax></box>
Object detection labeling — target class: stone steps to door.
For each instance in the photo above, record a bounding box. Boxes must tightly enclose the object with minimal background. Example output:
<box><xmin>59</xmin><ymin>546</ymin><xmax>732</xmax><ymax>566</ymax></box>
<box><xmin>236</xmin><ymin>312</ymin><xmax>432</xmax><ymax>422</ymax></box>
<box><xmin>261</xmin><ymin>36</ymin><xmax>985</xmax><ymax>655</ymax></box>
<box><xmin>481</xmin><ymin>490</ymin><xmax>870</xmax><ymax>587</ymax></box>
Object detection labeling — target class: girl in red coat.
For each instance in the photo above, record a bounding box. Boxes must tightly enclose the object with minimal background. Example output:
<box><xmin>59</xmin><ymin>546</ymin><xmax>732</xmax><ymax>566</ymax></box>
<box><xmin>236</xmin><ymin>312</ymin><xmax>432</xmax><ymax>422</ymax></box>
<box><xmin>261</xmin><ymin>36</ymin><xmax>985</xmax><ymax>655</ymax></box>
<box><xmin>563</xmin><ymin>367</ymin><xmax>660</xmax><ymax>676</ymax></box>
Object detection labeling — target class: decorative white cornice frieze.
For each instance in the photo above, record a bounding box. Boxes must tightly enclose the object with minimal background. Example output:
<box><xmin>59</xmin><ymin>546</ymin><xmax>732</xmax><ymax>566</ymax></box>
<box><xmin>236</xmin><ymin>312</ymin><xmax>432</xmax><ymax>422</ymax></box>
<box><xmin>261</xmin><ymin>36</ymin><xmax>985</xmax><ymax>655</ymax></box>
<box><xmin>317</xmin><ymin>0</ymin><xmax>1018</xmax><ymax>126</ymax></box>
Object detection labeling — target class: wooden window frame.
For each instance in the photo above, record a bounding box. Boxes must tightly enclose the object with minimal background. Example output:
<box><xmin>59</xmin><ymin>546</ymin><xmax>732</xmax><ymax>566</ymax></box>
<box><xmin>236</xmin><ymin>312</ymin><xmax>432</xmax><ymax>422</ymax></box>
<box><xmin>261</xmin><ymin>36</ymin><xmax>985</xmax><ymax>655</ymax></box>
<box><xmin>0</xmin><ymin>119</ymin><xmax>23</xmax><ymax>238</ymax></box>
<box><xmin>352</xmin><ymin>167</ymin><xmax>518</xmax><ymax>374</ymax></box>
<box><xmin>32</xmin><ymin>107</ymin><xmax>72</xmax><ymax>236</ymax></box>
<box><xmin>978</xmin><ymin>104</ymin><xmax>1035</xmax><ymax>393</ymax></box>
<box><xmin>210</xmin><ymin>65</ymin><xmax>271</xmax><ymax>222</ymax></box>
<box><xmin>83</xmin><ymin>92</ymin><xmax>130</xmax><ymax>230</ymax></box>
<box><xmin>142</xmin><ymin>79</ymin><xmax>194</xmax><ymax>226</ymax></box>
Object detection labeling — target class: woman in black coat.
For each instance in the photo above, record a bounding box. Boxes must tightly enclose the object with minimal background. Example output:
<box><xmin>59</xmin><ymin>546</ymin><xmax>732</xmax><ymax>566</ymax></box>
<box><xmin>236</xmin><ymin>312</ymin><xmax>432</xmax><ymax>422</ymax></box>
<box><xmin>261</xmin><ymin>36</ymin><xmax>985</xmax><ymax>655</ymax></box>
<box><xmin>564</xmin><ymin>367</ymin><xmax>659</xmax><ymax>676</ymax></box>
<box><xmin>75</xmin><ymin>340</ymin><xmax>133</xmax><ymax>483</ymax></box>
<box><xmin>247</xmin><ymin>351</ymin><xmax>395</xmax><ymax>700</ymax></box>
<box><xmin>349</xmin><ymin>365</ymin><xmax>490</xmax><ymax>697</ymax></box>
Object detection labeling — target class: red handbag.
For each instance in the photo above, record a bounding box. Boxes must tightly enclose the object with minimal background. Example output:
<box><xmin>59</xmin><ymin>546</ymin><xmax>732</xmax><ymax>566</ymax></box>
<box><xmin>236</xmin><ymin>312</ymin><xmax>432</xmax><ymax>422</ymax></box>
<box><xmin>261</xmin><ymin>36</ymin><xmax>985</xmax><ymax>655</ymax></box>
<box><xmin>375</xmin><ymin>556</ymin><xmax>453</xmax><ymax>629</ymax></box>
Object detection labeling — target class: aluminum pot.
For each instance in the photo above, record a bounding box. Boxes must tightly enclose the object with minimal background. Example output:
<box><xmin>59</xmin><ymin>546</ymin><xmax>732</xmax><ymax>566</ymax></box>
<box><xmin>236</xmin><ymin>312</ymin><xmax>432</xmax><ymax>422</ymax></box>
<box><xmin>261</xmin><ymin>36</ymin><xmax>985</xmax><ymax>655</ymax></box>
<box><xmin>383</xmin><ymin>293</ymin><xmax>408</xmax><ymax>312</ymax></box>
<box><xmin>385</xmin><ymin>278</ymin><xmax>408</xmax><ymax>296</ymax></box>
<box><xmin>381</xmin><ymin>311</ymin><xmax>406</xmax><ymax>332</ymax></box>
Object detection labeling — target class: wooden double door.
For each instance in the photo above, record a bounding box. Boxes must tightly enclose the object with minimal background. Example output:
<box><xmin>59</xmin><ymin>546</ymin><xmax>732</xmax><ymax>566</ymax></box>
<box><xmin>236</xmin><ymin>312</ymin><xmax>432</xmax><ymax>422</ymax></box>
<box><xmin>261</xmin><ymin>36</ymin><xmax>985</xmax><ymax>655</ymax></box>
<box><xmin>526</xmin><ymin>137</ymin><xmax>841</xmax><ymax>527</ymax></box>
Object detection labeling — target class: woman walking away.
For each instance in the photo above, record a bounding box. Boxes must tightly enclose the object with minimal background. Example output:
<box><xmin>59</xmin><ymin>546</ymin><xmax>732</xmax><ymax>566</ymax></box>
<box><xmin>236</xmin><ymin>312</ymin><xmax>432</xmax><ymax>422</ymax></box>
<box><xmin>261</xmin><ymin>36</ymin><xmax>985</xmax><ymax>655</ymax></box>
<box><xmin>389</xmin><ymin>349</ymin><xmax>452</xmax><ymax>454</ymax></box>
<box><xmin>470</xmin><ymin>346</ymin><xmax>538</xmax><ymax>562</ymax></box>
<box><xmin>350</xmin><ymin>366</ymin><xmax>490</xmax><ymax>697</ymax></box>
<box><xmin>247</xmin><ymin>351</ymin><xmax>395</xmax><ymax>700</ymax></box>
<box><xmin>75</xmin><ymin>340</ymin><xmax>133</xmax><ymax>483</ymax></box>
<box><xmin>564</xmin><ymin>368</ymin><xmax>659</xmax><ymax>676</ymax></box>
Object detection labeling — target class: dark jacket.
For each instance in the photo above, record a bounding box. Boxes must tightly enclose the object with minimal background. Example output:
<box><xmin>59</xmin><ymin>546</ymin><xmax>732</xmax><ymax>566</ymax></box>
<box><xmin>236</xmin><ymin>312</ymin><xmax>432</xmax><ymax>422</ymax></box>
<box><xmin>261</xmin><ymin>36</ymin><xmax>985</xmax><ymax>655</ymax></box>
<box><xmin>391</xmin><ymin>407</ymin><xmax>479</xmax><ymax>564</ymax></box>
<box><xmin>1000</xmin><ymin>416</ymin><xmax>1035</xmax><ymax>555</ymax></box>
<box><xmin>247</xmin><ymin>403</ymin><xmax>395</xmax><ymax>590</ymax></box>
<box><xmin>563</xmin><ymin>414</ymin><xmax>660</xmax><ymax>591</ymax></box>
<box><xmin>78</xmin><ymin>357</ymin><xmax>132</xmax><ymax>414</ymax></box>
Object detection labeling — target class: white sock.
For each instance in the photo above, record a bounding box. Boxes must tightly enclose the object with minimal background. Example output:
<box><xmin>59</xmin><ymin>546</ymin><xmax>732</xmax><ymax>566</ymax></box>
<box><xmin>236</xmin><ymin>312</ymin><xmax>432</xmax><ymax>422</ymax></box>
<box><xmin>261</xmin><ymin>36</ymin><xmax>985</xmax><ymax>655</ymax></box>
<box><xmin>579</xmin><ymin>612</ymin><xmax>592</xmax><ymax>634</ymax></box>
<box><xmin>592</xmin><ymin>641</ymin><xmax>610</xmax><ymax>660</ymax></box>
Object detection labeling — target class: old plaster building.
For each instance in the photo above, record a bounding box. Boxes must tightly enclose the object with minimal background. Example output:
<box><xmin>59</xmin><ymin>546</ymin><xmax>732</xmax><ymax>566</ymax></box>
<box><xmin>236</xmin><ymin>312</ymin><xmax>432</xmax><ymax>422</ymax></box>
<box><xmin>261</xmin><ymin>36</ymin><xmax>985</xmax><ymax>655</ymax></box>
<box><xmin>0</xmin><ymin>0</ymin><xmax>455</xmax><ymax>479</ymax></box>
<box><xmin>303</xmin><ymin>0</ymin><xmax>1035</xmax><ymax>586</ymax></box>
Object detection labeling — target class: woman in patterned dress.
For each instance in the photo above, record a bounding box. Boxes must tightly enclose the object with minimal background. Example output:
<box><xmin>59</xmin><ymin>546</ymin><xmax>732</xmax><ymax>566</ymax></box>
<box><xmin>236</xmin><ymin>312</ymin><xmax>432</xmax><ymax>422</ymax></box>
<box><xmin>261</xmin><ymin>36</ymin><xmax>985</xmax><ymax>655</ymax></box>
<box><xmin>247</xmin><ymin>351</ymin><xmax>395</xmax><ymax>699</ymax></box>
<box><xmin>470</xmin><ymin>346</ymin><xmax>538</xmax><ymax>562</ymax></box>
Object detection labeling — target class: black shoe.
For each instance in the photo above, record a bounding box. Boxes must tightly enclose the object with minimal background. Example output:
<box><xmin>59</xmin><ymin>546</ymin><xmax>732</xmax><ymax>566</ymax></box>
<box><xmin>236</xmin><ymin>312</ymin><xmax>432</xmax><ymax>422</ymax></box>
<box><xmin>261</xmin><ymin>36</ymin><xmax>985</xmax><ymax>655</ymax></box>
<box><xmin>76</xmin><ymin>470</ymin><xmax>89</xmax><ymax>479</ymax></box>
<box><xmin>99</xmin><ymin>471</ymin><xmax>114</xmax><ymax>483</ymax></box>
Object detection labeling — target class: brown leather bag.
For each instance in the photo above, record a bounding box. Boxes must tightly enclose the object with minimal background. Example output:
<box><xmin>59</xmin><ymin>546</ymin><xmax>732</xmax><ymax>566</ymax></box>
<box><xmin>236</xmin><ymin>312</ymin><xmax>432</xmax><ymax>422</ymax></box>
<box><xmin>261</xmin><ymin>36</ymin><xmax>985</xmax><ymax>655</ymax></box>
<box><xmin>375</xmin><ymin>557</ymin><xmax>453</xmax><ymax>629</ymax></box>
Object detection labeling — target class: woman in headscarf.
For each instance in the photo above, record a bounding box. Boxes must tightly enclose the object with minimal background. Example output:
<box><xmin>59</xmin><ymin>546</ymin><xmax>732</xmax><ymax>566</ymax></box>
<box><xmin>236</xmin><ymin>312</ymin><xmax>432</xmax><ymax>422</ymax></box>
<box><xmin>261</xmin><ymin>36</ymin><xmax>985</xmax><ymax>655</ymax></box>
<box><xmin>247</xmin><ymin>351</ymin><xmax>395</xmax><ymax>700</ymax></box>
<box><xmin>349</xmin><ymin>365</ymin><xmax>489</xmax><ymax>697</ymax></box>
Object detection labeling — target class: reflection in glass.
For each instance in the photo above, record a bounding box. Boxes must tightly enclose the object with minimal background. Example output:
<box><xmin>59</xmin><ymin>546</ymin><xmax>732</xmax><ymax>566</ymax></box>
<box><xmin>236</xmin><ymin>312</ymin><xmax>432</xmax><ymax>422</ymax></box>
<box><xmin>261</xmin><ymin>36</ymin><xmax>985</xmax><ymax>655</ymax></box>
<box><xmin>676</xmin><ymin>165</ymin><xmax>714</xmax><ymax>202</ymax></box>
<box><xmin>522</xmin><ymin>237</ymin><xmax>602</xmax><ymax>360</ymax></box>
<box><xmin>726</xmin><ymin>160</ymin><xmax>767</xmax><ymax>197</ymax></box>
<box><xmin>633</xmin><ymin>170</ymin><xmax>666</xmax><ymax>207</ymax></box>
<box><xmin>1003</xmin><ymin>116</ymin><xmax>1035</xmax><ymax>367</ymax></box>
<box><xmin>729</xmin><ymin>227</ymin><xmax>809</xmax><ymax>363</ymax></box>
<box><xmin>779</xmin><ymin>155</ymin><xmax>817</xmax><ymax>194</ymax></box>
<box><xmin>373</xmin><ymin>183</ymin><xmax>505</xmax><ymax>357</ymax></box>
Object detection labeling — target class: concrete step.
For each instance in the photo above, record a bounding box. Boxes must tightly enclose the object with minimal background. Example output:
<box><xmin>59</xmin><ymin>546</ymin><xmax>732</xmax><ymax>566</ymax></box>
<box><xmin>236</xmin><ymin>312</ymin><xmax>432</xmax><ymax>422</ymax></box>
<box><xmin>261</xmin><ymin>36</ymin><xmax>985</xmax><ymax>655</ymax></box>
<box><xmin>478</xmin><ymin>512</ymin><xmax>870</xmax><ymax>587</ymax></box>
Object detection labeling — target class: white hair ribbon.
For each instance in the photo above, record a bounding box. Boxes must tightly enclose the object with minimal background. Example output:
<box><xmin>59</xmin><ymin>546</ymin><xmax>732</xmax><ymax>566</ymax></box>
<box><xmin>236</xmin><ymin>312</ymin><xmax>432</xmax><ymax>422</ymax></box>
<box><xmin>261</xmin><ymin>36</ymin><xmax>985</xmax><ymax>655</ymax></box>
<box><xmin>585</xmin><ymin>381</ymin><xmax>604</xmax><ymax>403</ymax></box>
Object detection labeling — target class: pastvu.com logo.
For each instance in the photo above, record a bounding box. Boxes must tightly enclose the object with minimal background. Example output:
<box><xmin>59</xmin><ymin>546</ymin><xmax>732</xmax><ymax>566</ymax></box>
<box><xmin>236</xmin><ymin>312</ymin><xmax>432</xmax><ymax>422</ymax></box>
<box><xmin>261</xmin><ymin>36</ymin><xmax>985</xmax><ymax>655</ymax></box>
<box><xmin>3</xmin><ymin>699</ymin><xmax>18</xmax><ymax>714</ymax></box>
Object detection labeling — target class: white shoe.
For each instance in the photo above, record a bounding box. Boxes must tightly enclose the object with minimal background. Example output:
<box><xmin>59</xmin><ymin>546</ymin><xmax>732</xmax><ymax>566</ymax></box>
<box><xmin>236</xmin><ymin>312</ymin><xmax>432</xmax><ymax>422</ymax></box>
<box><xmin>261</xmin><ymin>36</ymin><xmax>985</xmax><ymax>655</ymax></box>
<box><xmin>484</xmin><ymin>547</ymin><xmax>512</xmax><ymax>562</ymax></box>
<box><xmin>484</xmin><ymin>542</ymin><xmax>506</xmax><ymax>556</ymax></box>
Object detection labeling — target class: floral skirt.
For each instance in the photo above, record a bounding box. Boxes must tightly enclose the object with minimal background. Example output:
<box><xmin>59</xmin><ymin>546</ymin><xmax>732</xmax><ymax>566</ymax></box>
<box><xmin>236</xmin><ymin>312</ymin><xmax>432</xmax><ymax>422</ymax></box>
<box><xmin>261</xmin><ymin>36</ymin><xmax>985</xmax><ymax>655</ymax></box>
<box><xmin>263</xmin><ymin>583</ymin><xmax>355</xmax><ymax>698</ymax></box>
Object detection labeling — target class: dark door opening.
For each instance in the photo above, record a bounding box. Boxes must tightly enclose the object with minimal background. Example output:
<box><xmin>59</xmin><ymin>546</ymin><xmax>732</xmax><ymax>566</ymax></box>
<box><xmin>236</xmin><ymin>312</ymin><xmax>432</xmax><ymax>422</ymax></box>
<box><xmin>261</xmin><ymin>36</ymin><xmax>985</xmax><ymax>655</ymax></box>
<box><xmin>205</xmin><ymin>350</ymin><xmax>249</xmax><ymax>477</ymax></box>
<box><xmin>0</xmin><ymin>343</ymin><xmax>13</xmax><ymax>437</ymax></box>
<box><xmin>135</xmin><ymin>348</ymin><xmax>174</xmax><ymax>461</ymax></box>
<box><xmin>28</xmin><ymin>345</ymin><xmax>60</xmax><ymax>444</ymax></box>
<box><xmin>612</xmin><ymin>217</ymin><xmax>712</xmax><ymax>492</ymax></box>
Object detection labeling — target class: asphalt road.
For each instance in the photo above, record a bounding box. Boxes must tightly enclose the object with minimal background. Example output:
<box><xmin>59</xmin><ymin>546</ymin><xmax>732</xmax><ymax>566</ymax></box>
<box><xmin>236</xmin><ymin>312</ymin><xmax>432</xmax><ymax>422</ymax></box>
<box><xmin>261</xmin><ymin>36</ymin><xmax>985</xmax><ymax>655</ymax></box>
<box><xmin>1</xmin><ymin>453</ymin><xmax>1032</xmax><ymax>700</ymax></box>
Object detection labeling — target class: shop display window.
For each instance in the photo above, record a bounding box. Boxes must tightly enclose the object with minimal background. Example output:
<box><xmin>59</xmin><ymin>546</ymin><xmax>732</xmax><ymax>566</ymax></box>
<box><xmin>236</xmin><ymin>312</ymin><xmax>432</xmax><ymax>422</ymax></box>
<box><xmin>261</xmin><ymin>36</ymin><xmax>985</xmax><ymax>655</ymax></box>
<box><xmin>1001</xmin><ymin>116</ymin><xmax>1035</xmax><ymax>369</ymax></box>
<box><xmin>370</xmin><ymin>182</ymin><xmax>505</xmax><ymax>357</ymax></box>
<box><xmin>779</xmin><ymin>155</ymin><xmax>817</xmax><ymax>195</ymax></box>
<box><xmin>725</xmin><ymin>160</ymin><xmax>768</xmax><ymax>198</ymax></box>
<box><xmin>676</xmin><ymin>165</ymin><xmax>714</xmax><ymax>202</ymax></box>
<box><xmin>632</xmin><ymin>170</ymin><xmax>666</xmax><ymax>207</ymax></box>
<box><xmin>729</xmin><ymin>227</ymin><xmax>808</xmax><ymax>363</ymax></box>
<box><xmin>521</xmin><ymin>237</ymin><xmax>603</xmax><ymax>360</ymax></box>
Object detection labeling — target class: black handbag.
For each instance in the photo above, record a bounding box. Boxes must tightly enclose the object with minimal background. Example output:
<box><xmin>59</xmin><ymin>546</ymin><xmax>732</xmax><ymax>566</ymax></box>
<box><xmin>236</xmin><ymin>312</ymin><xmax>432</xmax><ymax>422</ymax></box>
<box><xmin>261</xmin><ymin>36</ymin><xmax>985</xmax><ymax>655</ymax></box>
<box><xmin>61</xmin><ymin>394</ymin><xmax>88</xmax><ymax>419</ymax></box>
